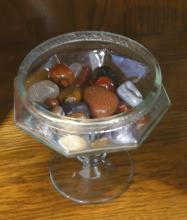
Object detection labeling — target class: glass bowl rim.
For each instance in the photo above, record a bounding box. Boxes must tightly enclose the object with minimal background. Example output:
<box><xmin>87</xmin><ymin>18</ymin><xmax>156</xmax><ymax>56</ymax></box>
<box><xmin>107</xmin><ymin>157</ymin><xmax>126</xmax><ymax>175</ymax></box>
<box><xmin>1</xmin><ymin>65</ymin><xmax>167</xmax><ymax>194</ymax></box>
<box><xmin>15</xmin><ymin>31</ymin><xmax>162</xmax><ymax>129</ymax></box>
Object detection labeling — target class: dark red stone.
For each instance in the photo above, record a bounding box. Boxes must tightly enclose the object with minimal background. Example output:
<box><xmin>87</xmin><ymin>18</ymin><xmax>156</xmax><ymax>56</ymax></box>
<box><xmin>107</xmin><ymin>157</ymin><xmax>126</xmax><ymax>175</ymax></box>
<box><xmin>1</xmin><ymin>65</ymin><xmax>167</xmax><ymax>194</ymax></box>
<box><xmin>74</xmin><ymin>66</ymin><xmax>90</xmax><ymax>87</ymax></box>
<box><xmin>95</xmin><ymin>76</ymin><xmax>115</xmax><ymax>92</ymax></box>
<box><xmin>49</xmin><ymin>64</ymin><xmax>75</xmax><ymax>87</ymax></box>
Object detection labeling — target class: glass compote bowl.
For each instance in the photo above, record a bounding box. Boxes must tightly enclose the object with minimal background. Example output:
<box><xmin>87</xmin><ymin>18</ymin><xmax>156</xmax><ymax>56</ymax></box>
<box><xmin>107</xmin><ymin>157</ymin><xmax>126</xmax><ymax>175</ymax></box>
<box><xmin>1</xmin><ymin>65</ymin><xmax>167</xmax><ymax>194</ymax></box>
<box><xmin>14</xmin><ymin>31</ymin><xmax>170</xmax><ymax>204</ymax></box>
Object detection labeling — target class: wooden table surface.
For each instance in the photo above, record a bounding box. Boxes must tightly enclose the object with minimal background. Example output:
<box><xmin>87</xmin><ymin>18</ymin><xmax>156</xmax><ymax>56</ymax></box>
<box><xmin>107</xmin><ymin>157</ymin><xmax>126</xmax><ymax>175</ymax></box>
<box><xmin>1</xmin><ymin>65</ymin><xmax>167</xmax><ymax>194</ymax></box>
<box><xmin>0</xmin><ymin>31</ymin><xmax>187</xmax><ymax>220</ymax></box>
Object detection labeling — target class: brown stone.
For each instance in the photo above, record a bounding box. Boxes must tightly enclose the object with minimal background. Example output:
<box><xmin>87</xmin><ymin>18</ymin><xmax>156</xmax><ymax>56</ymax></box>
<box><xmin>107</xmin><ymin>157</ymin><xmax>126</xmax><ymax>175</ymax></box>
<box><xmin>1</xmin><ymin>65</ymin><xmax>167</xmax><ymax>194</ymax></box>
<box><xmin>49</xmin><ymin>64</ymin><xmax>75</xmax><ymax>87</ymax></box>
<box><xmin>83</xmin><ymin>86</ymin><xmax>119</xmax><ymax>118</ymax></box>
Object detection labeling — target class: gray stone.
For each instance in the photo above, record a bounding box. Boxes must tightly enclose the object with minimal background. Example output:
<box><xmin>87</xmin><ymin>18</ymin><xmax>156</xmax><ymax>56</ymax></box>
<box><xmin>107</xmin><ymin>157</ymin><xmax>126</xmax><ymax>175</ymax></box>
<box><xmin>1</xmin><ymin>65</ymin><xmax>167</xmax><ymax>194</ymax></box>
<box><xmin>28</xmin><ymin>80</ymin><xmax>60</xmax><ymax>102</ymax></box>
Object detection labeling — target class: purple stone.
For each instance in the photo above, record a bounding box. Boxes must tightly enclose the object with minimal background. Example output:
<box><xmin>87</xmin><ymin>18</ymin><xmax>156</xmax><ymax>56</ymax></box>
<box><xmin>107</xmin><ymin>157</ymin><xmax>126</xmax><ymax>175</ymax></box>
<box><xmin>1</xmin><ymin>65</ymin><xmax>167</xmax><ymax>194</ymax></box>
<box><xmin>117</xmin><ymin>81</ymin><xmax>143</xmax><ymax>107</ymax></box>
<box><xmin>62</xmin><ymin>102</ymin><xmax>90</xmax><ymax>117</ymax></box>
<box><xmin>107</xmin><ymin>124</ymin><xmax>137</xmax><ymax>145</ymax></box>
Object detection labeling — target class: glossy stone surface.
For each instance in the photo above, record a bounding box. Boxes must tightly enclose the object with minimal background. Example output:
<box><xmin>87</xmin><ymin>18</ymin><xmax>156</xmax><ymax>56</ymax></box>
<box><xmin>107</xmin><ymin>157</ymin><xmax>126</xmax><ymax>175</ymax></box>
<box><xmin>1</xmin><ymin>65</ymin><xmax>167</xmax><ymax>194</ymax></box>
<box><xmin>49</xmin><ymin>64</ymin><xmax>75</xmax><ymax>87</ymax></box>
<box><xmin>25</xmin><ymin>69</ymin><xmax>48</xmax><ymax>90</ymax></box>
<box><xmin>93</xmin><ymin>66</ymin><xmax>118</xmax><ymax>86</ymax></box>
<box><xmin>69</xmin><ymin>62</ymin><xmax>82</xmax><ymax>78</ymax></box>
<box><xmin>28</xmin><ymin>80</ymin><xmax>60</xmax><ymax>102</ymax></box>
<box><xmin>74</xmin><ymin>66</ymin><xmax>90</xmax><ymax>87</ymax></box>
<box><xmin>58</xmin><ymin>135</ymin><xmax>87</xmax><ymax>152</ymax></box>
<box><xmin>117</xmin><ymin>81</ymin><xmax>143</xmax><ymax>107</ymax></box>
<box><xmin>45</xmin><ymin>98</ymin><xmax>59</xmax><ymax>109</ymax></box>
<box><xmin>83</xmin><ymin>86</ymin><xmax>118</xmax><ymax>118</ymax></box>
<box><xmin>63</xmin><ymin>102</ymin><xmax>90</xmax><ymax>117</ymax></box>
<box><xmin>59</xmin><ymin>86</ymin><xmax>82</xmax><ymax>103</ymax></box>
<box><xmin>95</xmin><ymin>76</ymin><xmax>115</xmax><ymax>92</ymax></box>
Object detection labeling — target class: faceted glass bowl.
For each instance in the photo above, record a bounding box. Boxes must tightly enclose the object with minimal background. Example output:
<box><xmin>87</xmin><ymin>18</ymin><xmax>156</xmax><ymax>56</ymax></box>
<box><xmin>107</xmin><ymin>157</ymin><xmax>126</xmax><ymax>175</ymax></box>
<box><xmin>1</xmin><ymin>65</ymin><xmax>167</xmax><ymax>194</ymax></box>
<box><xmin>14</xmin><ymin>31</ymin><xmax>170</xmax><ymax>203</ymax></box>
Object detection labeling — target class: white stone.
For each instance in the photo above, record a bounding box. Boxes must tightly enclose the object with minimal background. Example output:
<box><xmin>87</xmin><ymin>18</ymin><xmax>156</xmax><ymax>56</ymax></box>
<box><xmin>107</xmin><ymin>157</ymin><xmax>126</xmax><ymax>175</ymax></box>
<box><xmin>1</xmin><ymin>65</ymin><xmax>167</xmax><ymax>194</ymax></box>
<box><xmin>58</xmin><ymin>135</ymin><xmax>87</xmax><ymax>152</ymax></box>
<box><xmin>28</xmin><ymin>80</ymin><xmax>60</xmax><ymax>102</ymax></box>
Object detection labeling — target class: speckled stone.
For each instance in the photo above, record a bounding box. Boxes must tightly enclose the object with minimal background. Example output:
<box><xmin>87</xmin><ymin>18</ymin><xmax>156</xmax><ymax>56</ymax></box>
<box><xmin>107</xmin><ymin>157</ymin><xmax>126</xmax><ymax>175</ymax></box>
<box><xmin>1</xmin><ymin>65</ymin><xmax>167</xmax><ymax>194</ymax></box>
<box><xmin>28</xmin><ymin>80</ymin><xmax>60</xmax><ymax>102</ymax></box>
<box><xmin>83</xmin><ymin>86</ymin><xmax>118</xmax><ymax>118</ymax></box>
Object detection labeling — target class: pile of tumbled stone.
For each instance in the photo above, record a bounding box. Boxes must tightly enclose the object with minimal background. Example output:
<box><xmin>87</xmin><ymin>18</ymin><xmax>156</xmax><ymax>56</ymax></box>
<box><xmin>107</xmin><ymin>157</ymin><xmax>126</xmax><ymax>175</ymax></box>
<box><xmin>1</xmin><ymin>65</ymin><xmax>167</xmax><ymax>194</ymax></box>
<box><xmin>27</xmin><ymin>56</ymin><xmax>145</xmax><ymax>120</ymax></box>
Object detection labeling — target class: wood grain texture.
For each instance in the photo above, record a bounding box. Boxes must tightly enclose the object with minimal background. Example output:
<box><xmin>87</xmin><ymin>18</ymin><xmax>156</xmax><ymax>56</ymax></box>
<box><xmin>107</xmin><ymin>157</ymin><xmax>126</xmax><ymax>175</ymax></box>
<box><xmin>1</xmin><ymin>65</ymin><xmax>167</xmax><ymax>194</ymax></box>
<box><xmin>3</xmin><ymin>0</ymin><xmax>187</xmax><ymax>42</ymax></box>
<box><xmin>0</xmin><ymin>1</ymin><xmax>187</xmax><ymax>219</ymax></box>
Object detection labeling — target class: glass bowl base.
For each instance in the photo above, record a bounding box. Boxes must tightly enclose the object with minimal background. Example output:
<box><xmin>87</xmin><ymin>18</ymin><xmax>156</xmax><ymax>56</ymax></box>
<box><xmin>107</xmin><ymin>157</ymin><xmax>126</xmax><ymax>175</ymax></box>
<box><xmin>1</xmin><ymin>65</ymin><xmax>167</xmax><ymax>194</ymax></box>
<box><xmin>49</xmin><ymin>152</ymin><xmax>134</xmax><ymax>204</ymax></box>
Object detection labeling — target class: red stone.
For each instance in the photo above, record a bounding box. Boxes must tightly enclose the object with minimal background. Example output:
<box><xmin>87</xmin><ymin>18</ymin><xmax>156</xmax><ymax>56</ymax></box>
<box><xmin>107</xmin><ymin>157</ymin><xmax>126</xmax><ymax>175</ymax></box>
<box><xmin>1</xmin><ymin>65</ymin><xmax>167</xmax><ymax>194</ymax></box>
<box><xmin>49</xmin><ymin>64</ymin><xmax>75</xmax><ymax>87</ymax></box>
<box><xmin>117</xmin><ymin>101</ymin><xmax>132</xmax><ymax>113</ymax></box>
<box><xmin>95</xmin><ymin>76</ymin><xmax>115</xmax><ymax>92</ymax></box>
<box><xmin>74</xmin><ymin>66</ymin><xmax>90</xmax><ymax>87</ymax></box>
<box><xmin>44</xmin><ymin>98</ymin><xmax>59</xmax><ymax>109</ymax></box>
<box><xmin>83</xmin><ymin>86</ymin><xmax>119</xmax><ymax>118</ymax></box>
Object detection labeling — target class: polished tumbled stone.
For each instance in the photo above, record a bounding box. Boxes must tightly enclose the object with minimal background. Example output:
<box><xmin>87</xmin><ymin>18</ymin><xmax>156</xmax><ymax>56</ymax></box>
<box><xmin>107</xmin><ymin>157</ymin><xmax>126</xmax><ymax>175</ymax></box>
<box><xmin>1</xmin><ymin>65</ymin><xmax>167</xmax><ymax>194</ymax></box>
<box><xmin>28</xmin><ymin>80</ymin><xmax>60</xmax><ymax>102</ymax></box>
<box><xmin>117</xmin><ymin>81</ymin><xmax>143</xmax><ymax>107</ymax></box>
<box><xmin>49</xmin><ymin>63</ymin><xmax>75</xmax><ymax>87</ymax></box>
<box><xmin>83</xmin><ymin>86</ymin><xmax>118</xmax><ymax>118</ymax></box>
<box><xmin>59</xmin><ymin>86</ymin><xmax>81</xmax><ymax>104</ymax></box>
<box><xmin>93</xmin><ymin>66</ymin><xmax>119</xmax><ymax>86</ymax></box>
<box><xmin>58</xmin><ymin>135</ymin><xmax>87</xmax><ymax>152</ymax></box>
<box><xmin>63</xmin><ymin>102</ymin><xmax>90</xmax><ymax>117</ymax></box>
<box><xmin>108</xmin><ymin>124</ymin><xmax>137</xmax><ymax>144</ymax></box>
